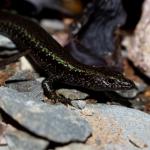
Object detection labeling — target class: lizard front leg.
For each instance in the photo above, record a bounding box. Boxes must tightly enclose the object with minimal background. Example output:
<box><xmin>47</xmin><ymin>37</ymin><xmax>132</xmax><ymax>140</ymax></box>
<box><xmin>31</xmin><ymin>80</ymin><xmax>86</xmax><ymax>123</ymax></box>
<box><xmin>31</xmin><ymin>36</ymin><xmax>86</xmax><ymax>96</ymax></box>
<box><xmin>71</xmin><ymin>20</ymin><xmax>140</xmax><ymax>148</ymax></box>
<box><xmin>42</xmin><ymin>76</ymin><xmax>71</xmax><ymax>105</ymax></box>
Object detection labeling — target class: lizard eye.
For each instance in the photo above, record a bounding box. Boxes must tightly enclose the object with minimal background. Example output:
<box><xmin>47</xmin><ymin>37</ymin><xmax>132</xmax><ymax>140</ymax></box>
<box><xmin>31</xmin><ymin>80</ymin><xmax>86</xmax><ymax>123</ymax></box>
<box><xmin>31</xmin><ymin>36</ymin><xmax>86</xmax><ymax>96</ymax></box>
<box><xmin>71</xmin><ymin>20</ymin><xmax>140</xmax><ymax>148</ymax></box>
<box><xmin>107</xmin><ymin>78</ymin><xmax>115</xmax><ymax>84</ymax></box>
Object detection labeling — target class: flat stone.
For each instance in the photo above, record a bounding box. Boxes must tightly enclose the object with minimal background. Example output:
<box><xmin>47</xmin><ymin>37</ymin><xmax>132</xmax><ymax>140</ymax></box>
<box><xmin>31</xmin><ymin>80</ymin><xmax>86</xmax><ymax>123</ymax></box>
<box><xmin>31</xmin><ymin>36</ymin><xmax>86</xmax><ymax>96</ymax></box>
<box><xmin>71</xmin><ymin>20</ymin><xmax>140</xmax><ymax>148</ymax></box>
<box><xmin>5</xmin><ymin>125</ymin><xmax>48</xmax><ymax>150</ymax></box>
<box><xmin>0</xmin><ymin>87</ymin><xmax>91</xmax><ymax>143</ymax></box>
<box><xmin>6</xmin><ymin>80</ymin><xmax>44</xmax><ymax>101</ymax></box>
<box><xmin>71</xmin><ymin>100</ymin><xmax>86</xmax><ymax>110</ymax></box>
<box><xmin>82</xmin><ymin>104</ymin><xmax>150</xmax><ymax>150</ymax></box>
<box><xmin>57</xmin><ymin>89</ymin><xmax>88</xmax><ymax>100</ymax></box>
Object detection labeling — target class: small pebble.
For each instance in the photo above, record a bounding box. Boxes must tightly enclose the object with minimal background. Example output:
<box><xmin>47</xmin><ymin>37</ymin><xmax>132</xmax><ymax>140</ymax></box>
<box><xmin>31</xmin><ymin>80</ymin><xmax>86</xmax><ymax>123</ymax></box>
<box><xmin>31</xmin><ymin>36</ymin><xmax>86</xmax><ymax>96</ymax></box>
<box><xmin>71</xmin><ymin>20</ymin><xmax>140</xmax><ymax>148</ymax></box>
<box><xmin>71</xmin><ymin>100</ymin><xmax>86</xmax><ymax>109</ymax></box>
<box><xmin>57</xmin><ymin>89</ymin><xmax>88</xmax><ymax>100</ymax></box>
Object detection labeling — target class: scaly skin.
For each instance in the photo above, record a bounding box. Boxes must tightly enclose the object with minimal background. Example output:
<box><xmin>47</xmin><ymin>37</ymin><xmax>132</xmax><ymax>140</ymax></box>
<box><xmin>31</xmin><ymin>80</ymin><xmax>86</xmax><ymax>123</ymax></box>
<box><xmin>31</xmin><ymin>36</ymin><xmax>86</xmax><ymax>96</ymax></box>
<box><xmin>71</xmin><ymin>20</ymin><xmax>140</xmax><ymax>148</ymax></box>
<box><xmin>0</xmin><ymin>11</ymin><xmax>135</xmax><ymax>102</ymax></box>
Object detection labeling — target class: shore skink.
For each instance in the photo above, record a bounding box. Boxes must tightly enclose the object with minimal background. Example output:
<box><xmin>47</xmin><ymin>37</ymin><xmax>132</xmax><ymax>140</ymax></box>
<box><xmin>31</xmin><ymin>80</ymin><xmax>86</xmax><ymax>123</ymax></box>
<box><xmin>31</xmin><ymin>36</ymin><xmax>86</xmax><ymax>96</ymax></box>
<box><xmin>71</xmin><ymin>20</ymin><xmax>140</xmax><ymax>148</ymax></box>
<box><xmin>0</xmin><ymin>11</ymin><xmax>135</xmax><ymax>102</ymax></box>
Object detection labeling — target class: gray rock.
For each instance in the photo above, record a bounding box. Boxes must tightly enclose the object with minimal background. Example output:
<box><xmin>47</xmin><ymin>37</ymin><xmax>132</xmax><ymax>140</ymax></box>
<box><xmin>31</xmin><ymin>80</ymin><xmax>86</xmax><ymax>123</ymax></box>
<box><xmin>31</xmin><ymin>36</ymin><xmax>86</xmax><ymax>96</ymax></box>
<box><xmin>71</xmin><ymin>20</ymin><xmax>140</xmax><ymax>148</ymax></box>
<box><xmin>115</xmin><ymin>89</ymin><xmax>139</xmax><ymax>99</ymax></box>
<box><xmin>6</xmin><ymin>80</ymin><xmax>44</xmax><ymax>101</ymax></box>
<box><xmin>71</xmin><ymin>100</ymin><xmax>86</xmax><ymax>110</ymax></box>
<box><xmin>0</xmin><ymin>35</ymin><xmax>15</xmax><ymax>48</ymax></box>
<box><xmin>0</xmin><ymin>87</ymin><xmax>91</xmax><ymax>143</ymax></box>
<box><xmin>5</xmin><ymin>125</ymin><xmax>48</xmax><ymax>150</ymax></box>
<box><xmin>57</xmin><ymin>89</ymin><xmax>88</xmax><ymax>100</ymax></box>
<box><xmin>83</xmin><ymin>104</ymin><xmax>150</xmax><ymax>150</ymax></box>
<box><xmin>6</xmin><ymin>71</ymin><xmax>44</xmax><ymax>101</ymax></box>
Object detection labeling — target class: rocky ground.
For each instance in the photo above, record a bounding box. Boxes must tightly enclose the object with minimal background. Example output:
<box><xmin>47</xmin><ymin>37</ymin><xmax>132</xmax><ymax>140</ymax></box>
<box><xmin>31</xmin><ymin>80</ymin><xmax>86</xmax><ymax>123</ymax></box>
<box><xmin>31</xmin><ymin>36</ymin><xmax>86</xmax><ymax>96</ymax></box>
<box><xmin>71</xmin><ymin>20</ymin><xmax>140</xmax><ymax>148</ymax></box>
<box><xmin>0</xmin><ymin>80</ymin><xmax>150</xmax><ymax>150</ymax></box>
<box><xmin>0</xmin><ymin>82</ymin><xmax>150</xmax><ymax>150</ymax></box>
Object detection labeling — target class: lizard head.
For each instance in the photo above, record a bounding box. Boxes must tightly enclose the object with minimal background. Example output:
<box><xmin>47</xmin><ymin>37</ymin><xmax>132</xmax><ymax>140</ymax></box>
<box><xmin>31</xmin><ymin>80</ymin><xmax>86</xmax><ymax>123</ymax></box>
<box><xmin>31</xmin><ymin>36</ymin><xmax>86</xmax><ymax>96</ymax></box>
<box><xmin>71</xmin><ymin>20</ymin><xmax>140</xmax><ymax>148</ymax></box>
<box><xmin>86</xmin><ymin>68</ymin><xmax>136</xmax><ymax>91</ymax></box>
<box><xmin>95</xmin><ymin>75</ymin><xmax>135</xmax><ymax>91</ymax></box>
